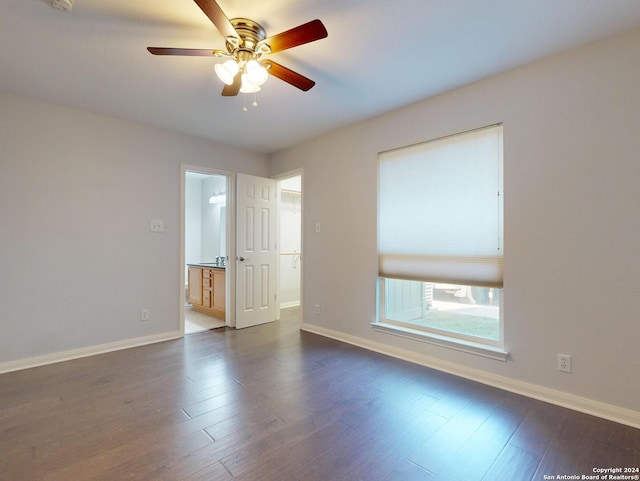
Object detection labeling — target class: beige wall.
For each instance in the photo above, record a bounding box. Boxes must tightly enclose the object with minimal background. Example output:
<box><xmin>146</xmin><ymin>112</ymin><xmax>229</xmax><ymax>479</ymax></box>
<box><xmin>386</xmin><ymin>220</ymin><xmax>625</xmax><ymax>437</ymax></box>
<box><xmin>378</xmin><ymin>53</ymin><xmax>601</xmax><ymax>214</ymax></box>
<box><xmin>269</xmin><ymin>28</ymin><xmax>640</xmax><ymax>415</ymax></box>
<box><xmin>0</xmin><ymin>94</ymin><xmax>268</xmax><ymax>364</ymax></box>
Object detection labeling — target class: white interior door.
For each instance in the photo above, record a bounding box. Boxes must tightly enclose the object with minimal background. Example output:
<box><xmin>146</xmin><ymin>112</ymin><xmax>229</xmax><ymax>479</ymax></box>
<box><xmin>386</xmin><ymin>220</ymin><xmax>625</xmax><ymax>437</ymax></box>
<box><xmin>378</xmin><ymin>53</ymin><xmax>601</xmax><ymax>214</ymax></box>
<box><xmin>235</xmin><ymin>173</ymin><xmax>277</xmax><ymax>328</ymax></box>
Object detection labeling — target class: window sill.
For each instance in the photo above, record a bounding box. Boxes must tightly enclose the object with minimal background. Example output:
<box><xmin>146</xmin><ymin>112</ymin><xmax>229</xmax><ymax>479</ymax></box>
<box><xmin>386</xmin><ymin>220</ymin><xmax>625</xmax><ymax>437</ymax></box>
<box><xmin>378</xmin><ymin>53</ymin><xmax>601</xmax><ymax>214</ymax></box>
<box><xmin>372</xmin><ymin>322</ymin><xmax>509</xmax><ymax>362</ymax></box>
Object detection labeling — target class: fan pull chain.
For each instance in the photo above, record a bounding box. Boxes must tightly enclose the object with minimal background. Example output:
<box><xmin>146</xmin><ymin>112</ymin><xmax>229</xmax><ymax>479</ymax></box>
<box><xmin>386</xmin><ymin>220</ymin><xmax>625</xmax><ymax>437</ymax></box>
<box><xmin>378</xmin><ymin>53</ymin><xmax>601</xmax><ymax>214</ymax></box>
<box><xmin>241</xmin><ymin>92</ymin><xmax>260</xmax><ymax>111</ymax></box>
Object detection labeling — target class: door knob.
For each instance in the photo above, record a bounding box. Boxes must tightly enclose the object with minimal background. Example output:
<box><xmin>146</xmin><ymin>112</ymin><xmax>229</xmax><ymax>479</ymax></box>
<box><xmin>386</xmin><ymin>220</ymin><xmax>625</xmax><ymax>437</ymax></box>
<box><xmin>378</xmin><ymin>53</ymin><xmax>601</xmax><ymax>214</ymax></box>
<box><xmin>238</xmin><ymin>256</ymin><xmax>248</xmax><ymax>262</ymax></box>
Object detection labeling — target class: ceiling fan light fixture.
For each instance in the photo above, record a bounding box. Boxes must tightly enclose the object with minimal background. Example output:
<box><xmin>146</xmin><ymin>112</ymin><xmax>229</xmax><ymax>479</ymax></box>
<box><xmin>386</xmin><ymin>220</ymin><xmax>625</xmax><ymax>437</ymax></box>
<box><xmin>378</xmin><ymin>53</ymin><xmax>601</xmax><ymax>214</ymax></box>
<box><xmin>240</xmin><ymin>74</ymin><xmax>261</xmax><ymax>93</ymax></box>
<box><xmin>245</xmin><ymin>60</ymin><xmax>268</xmax><ymax>86</ymax></box>
<box><xmin>214</xmin><ymin>60</ymin><xmax>239</xmax><ymax>85</ymax></box>
<box><xmin>147</xmin><ymin>2</ymin><xmax>328</xmax><ymax>98</ymax></box>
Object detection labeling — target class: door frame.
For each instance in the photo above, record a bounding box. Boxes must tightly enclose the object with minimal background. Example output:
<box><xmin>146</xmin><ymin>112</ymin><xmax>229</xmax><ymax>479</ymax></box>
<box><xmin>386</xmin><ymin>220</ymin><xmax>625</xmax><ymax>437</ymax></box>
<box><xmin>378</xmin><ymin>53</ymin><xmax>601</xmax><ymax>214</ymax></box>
<box><xmin>273</xmin><ymin>168</ymin><xmax>304</xmax><ymax>323</ymax></box>
<box><xmin>180</xmin><ymin>164</ymin><xmax>303</xmax><ymax>333</ymax></box>
<box><xmin>180</xmin><ymin>164</ymin><xmax>236</xmax><ymax>334</ymax></box>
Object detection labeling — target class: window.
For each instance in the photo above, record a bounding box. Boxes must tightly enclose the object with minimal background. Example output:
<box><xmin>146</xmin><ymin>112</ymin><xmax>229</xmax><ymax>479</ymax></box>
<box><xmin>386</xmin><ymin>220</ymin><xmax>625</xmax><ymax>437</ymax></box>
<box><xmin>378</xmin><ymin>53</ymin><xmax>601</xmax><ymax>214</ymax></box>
<box><xmin>376</xmin><ymin>124</ymin><xmax>505</xmax><ymax>359</ymax></box>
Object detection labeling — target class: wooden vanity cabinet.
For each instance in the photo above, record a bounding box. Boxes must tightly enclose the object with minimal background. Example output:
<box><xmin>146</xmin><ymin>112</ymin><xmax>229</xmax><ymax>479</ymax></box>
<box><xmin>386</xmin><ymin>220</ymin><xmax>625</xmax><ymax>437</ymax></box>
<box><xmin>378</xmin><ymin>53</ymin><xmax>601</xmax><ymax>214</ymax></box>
<box><xmin>187</xmin><ymin>265</ymin><xmax>225</xmax><ymax>319</ymax></box>
<box><xmin>212</xmin><ymin>270</ymin><xmax>226</xmax><ymax>314</ymax></box>
<box><xmin>188</xmin><ymin>267</ymin><xmax>203</xmax><ymax>305</ymax></box>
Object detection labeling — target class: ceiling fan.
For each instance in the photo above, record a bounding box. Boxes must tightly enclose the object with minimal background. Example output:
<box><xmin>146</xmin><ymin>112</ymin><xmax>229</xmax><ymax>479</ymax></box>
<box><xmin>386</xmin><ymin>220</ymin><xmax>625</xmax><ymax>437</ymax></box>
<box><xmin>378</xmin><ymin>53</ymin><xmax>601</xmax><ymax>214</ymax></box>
<box><xmin>147</xmin><ymin>0</ymin><xmax>328</xmax><ymax>97</ymax></box>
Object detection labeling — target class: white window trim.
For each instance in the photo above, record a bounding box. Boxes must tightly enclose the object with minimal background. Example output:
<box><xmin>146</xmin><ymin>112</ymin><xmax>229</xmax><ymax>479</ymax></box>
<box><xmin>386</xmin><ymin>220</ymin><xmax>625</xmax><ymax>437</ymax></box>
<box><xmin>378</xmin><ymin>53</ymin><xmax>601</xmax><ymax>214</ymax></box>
<box><xmin>372</xmin><ymin>321</ymin><xmax>508</xmax><ymax>362</ymax></box>
<box><xmin>375</xmin><ymin>279</ymin><xmax>508</xmax><ymax>362</ymax></box>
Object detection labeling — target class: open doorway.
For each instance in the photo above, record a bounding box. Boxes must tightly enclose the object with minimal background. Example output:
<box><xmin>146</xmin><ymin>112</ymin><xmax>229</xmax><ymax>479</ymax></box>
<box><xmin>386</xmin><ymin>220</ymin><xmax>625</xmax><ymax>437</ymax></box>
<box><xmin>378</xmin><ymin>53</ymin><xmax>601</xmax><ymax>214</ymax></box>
<box><xmin>181</xmin><ymin>168</ymin><xmax>299</xmax><ymax>333</ymax></box>
<box><xmin>184</xmin><ymin>170</ymin><xmax>229</xmax><ymax>334</ymax></box>
<box><xmin>278</xmin><ymin>173</ymin><xmax>302</xmax><ymax>321</ymax></box>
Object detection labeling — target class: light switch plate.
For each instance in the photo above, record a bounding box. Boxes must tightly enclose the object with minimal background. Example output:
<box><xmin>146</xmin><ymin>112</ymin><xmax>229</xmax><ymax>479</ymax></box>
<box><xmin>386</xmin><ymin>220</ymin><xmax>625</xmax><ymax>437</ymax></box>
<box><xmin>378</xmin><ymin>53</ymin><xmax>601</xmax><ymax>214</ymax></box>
<box><xmin>150</xmin><ymin>219</ymin><xmax>164</xmax><ymax>232</ymax></box>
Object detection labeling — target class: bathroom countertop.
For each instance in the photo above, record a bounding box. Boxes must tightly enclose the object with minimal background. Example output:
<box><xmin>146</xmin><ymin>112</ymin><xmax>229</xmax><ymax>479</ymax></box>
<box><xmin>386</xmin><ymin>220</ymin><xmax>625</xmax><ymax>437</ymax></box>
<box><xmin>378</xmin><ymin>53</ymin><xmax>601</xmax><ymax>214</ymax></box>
<box><xmin>187</xmin><ymin>263</ymin><xmax>226</xmax><ymax>269</ymax></box>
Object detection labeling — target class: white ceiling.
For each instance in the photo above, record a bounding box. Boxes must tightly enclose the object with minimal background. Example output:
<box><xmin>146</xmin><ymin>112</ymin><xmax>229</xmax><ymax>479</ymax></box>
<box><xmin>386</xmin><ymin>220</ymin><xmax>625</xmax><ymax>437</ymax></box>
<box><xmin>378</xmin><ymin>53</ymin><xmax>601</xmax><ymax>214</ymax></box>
<box><xmin>3</xmin><ymin>0</ymin><xmax>640</xmax><ymax>154</ymax></box>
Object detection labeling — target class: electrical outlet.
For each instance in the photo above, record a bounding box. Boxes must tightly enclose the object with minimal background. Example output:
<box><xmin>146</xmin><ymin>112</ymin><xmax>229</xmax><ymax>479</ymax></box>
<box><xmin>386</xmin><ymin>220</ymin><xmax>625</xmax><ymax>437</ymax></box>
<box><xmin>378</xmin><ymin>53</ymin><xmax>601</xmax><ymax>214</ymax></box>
<box><xmin>557</xmin><ymin>354</ymin><xmax>572</xmax><ymax>373</ymax></box>
<box><xmin>315</xmin><ymin>304</ymin><xmax>321</xmax><ymax>315</ymax></box>
<box><xmin>140</xmin><ymin>309</ymin><xmax>150</xmax><ymax>321</ymax></box>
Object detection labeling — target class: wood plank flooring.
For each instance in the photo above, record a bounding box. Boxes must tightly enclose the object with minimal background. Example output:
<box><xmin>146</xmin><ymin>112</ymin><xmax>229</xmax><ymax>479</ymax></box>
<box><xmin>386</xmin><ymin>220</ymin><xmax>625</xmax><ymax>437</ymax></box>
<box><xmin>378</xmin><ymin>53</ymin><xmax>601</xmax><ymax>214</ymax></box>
<box><xmin>1</xmin><ymin>308</ymin><xmax>638</xmax><ymax>480</ymax></box>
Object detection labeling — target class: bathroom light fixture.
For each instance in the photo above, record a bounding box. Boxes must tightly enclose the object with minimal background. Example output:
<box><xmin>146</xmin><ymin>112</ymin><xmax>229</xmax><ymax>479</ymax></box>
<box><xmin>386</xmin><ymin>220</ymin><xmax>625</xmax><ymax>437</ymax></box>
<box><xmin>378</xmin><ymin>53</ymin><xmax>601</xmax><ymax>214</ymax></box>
<box><xmin>209</xmin><ymin>192</ymin><xmax>226</xmax><ymax>204</ymax></box>
<box><xmin>44</xmin><ymin>0</ymin><xmax>73</xmax><ymax>11</ymax></box>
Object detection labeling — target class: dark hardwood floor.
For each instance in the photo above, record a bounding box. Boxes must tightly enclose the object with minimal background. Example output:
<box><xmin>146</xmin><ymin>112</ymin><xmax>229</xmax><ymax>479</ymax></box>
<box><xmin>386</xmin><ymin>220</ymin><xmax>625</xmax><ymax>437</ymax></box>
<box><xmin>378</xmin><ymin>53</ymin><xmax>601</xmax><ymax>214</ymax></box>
<box><xmin>1</xmin><ymin>308</ymin><xmax>638</xmax><ymax>480</ymax></box>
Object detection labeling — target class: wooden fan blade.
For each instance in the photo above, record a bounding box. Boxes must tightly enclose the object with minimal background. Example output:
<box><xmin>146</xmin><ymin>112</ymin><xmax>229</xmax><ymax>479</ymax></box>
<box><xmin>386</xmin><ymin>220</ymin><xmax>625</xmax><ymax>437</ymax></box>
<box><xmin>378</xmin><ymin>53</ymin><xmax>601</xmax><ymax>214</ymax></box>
<box><xmin>222</xmin><ymin>72</ymin><xmax>242</xmax><ymax>96</ymax></box>
<box><xmin>147</xmin><ymin>47</ymin><xmax>222</xmax><ymax>56</ymax></box>
<box><xmin>193</xmin><ymin>0</ymin><xmax>237</xmax><ymax>40</ymax></box>
<box><xmin>263</xmin><ymin>60</ymin><xmax>315</xmax><ymax>91</ymax></box>
<box><xmin>261</xmin><ymin>19</ymin><xmax>327</xmax><ymax>53</ymax></box>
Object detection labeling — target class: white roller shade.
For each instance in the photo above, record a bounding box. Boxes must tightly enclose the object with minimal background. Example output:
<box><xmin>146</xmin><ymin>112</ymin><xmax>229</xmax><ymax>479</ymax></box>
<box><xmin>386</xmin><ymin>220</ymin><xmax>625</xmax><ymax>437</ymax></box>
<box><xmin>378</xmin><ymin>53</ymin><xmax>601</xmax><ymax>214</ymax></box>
<box><xmin>378</xmin><ymin>125</ymin><xmax>503</xmax><ymax>288</ymax></box>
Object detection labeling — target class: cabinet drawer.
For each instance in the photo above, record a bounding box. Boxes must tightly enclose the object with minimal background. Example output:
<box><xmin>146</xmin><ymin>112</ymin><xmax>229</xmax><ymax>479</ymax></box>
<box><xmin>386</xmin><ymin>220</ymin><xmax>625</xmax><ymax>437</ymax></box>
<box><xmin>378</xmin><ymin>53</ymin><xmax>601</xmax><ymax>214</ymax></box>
<box><xmin>203</xmin><ymin>289</ymin><xmax>211</xmax><ymax>307</ymax></box>
<box><xmin>203</xmin><ymin>278</ymin><xmax>211</xmax><ymax>288</ymax></box>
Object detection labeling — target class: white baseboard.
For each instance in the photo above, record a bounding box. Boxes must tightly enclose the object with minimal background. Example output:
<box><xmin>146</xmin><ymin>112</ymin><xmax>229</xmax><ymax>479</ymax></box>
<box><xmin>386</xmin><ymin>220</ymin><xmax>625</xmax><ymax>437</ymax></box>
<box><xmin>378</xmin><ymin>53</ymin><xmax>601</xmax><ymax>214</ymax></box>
<box><xmin>280</xmin><ymin>301</ymin><xmax>301</xmax><ymax>309</ymax></box>
<box><xmin>301</xmin><ymin>322</ymin><xmax>640</xmax><ymax>429</ymax></box>
<box><xmin>0</xmin><ymin>331</ymin><xmax>182</xmax><ymax>375</ymax></box>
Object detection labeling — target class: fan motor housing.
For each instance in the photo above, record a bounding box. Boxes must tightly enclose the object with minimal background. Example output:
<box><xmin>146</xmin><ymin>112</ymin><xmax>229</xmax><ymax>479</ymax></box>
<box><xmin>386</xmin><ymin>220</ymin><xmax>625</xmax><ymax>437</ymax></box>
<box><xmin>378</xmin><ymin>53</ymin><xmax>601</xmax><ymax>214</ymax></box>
<box><xmin>228</xmin><ymin>18</ymin><xmax>267</xmax><ymax>53</ymax></box>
